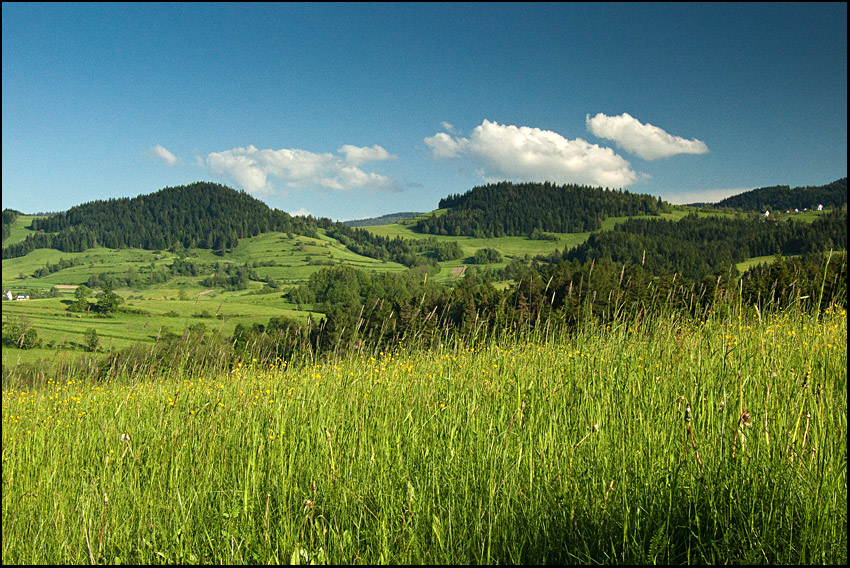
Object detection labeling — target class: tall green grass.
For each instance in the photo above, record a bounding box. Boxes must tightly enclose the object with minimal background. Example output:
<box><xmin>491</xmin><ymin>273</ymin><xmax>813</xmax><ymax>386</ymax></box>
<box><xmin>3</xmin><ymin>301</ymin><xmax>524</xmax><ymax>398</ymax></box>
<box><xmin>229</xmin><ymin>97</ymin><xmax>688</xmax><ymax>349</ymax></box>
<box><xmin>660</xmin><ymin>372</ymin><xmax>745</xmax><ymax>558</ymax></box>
<box><xmin>2</xmin><ymin>304</ymin><xmax>846</xmax><ymax>563</ymax></box>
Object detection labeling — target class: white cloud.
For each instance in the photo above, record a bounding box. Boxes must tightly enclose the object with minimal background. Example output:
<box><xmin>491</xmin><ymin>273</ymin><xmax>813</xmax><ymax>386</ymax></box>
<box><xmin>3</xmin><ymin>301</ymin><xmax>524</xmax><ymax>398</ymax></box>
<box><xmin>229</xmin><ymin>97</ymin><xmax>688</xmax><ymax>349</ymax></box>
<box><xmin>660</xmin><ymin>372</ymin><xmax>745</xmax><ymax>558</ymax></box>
<box><xmin>425</xmin><ymin>119</ymin><xmax>638</xmax><ymax>188</ymax></box>
<box><xmin>204</xmin><ymin>144</ymin><xmax>397</xmax><ymax>195</ymax></box>
<box><xmin>148</xmin><ymin>144</ymin><xmax>180</xmax><ymax>166</ymax></box>
<box><xmin>338</xmin><ymin>144</ymin><xmax>395</xmax><ymax>166</ymax></box>
<box><xmin>586</xmin><ymin>113</ymin><xmax>709</xmax><ymax>160</ymax></box>
<box><xmin>424</xmin><ymin>131</ymin><xmax>463</xmax><ymax>160</ymax></box>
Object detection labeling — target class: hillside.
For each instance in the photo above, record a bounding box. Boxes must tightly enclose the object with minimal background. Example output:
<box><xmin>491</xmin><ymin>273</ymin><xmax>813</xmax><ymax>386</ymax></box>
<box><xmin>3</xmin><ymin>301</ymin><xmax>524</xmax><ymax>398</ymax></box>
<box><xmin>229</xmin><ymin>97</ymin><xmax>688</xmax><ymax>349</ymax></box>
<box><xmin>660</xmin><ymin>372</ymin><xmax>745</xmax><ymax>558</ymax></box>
<box><xmin>2</xmin><ymin>178</ymin><xmax>847</xmax><ymax>371</ymax></box>
<box><xmin>4</xmin><ymin>180</ymin><xmax>846</xmax><ymax>289</ymax></box>
<box><xmin>564</xmin><ymin>207</ymin><xmax>847</xmax><ymax>280</ymax></box>
<box><xmin>342</xmin><ymin>212</ymin><xmax>424</xmax><ymax>227</ymax></box>
<box><xmin>414</xmin><ymin>181</ymin><xmax>669</xmax><ymax>237</ymax></box>
<box><xmin>1</xmin><ymin>183</ymin><xmax>437</xmax><ymax>271</ymax></box>
<box><xmin>714</xmin><ymin>177</ymin><xmax>847</xmax><ymax>211</ymax></box>
<box><xmin>2</xmin><ymin>182</ymin><xmax>318</xmax><ymax>259</ymax></box>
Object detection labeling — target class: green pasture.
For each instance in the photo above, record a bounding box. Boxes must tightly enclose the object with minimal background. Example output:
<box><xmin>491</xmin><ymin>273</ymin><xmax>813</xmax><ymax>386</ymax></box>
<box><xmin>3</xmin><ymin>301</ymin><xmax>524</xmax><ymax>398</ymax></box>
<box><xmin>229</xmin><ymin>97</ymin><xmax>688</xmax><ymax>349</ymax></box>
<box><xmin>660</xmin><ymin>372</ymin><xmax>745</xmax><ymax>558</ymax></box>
<box><xmin>361</xmin><ymin>215</ymin><xmax>591</xmax><ymax>282</ymax></box>
<box><xmin>2</xmin><ymin>247</ymin><xmax>174</xmax><ymax>291</ymax></box>
<box><xmin>735</xmin><ymin>254</ymin><xmax>801</xmax><ymax>275</ymax></box>
<box><xmin>2</xmin><ymin>230</ymin><xmax>406</xmax><ymax>292</ymax></box>
<box><xmin>1</xmin><ymin>214</ymin><xmax>48</xmax><ymax>246</ymax></box>
<box><xmin>2</xmin><ymin>205</ymin><xmax>838</xmax><ymax>370</ymax></box>
<box><xmin>1</xmin><ymin>227</ymin><xmax>403</xmax><ymax>367</ymax></box>
<box><xmin>1</xmin><ymin>293</ymin><xmax>310</xmax><ymax>368</ymax></box>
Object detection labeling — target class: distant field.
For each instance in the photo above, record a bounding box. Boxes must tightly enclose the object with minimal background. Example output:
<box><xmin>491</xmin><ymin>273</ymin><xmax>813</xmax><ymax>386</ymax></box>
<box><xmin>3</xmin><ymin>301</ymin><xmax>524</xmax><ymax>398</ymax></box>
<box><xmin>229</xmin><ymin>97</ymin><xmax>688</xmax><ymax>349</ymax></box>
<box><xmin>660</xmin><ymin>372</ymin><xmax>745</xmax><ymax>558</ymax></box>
<box><xmin>1</xmin><ymin>292</ymin><xmax>310</xmax><ymax>367</ymax></box>
<box><xmin>1</xmin><ymin>205</ymin><xmax>836</xmax><ymax>369</ymax></box>
<box><xmin>362</xmin><ymin>211</ymin><xmax>596</xmax><ymax>281</ymax></box>
<box><xmin>1</xmin><ymin>218</ymin><xmax>412</xmax><ymax>367</ymax></box>
<box><xmin>735</xmin><ymin>254</ymin><xmax>797</xmax><ymax>274</ymax></box>
<box><xmin>2</xmin><ymin>229</ymin><xmax>406</xmax><ymax>292</ymax></box>
<box><xmin>2</xmin><ymin>246</ymin><xmax>172</xmax><ymax>291</ymax></box>
<box><xmin>1</xmin><ymin>214</ymin><xmax>48</xmax><ymax>246</ymax></box>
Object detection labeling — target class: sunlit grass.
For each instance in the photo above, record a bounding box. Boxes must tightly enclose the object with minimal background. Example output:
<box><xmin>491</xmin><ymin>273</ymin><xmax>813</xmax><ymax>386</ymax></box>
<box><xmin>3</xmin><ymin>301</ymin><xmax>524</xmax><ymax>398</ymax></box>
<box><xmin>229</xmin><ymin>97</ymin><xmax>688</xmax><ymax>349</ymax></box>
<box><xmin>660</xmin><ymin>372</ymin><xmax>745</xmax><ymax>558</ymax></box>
<box><xmin>2</xmin><ymin>305</ymin><xmax>846</xmax><ymax>563</ymax></box>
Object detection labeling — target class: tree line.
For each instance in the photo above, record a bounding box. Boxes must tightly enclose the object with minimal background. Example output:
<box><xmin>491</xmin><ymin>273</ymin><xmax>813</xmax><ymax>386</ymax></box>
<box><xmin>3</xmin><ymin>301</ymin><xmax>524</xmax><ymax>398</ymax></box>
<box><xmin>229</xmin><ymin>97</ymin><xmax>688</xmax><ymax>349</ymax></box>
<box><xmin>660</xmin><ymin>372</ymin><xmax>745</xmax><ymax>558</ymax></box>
<box><xmin>2</xmin><ymin>183</ymin><xmax>464</xmax><ymax>270</ymax></box>
<box><xmin>226</xmin><ymin>248</ymin><xmax>846</xmax><ymax>364</ymax></box>
<box><xmin>562</xmin><ymin>207</ymin><xmax>847</xmax><ymax>280</ymax></box>
<box><xmin>415</xmin><ymin>181</ymin><xmax>669</xmax><ymax>237</ymax></box>
<box><xmin>713</xmin><ymin>177</ymin><xmax>846</xmax><ymax>211</ymax></box>
<box><xmin>2</xmin><ymin>183</ymin><xmax>320</xmax><ymax>259</ymax></box>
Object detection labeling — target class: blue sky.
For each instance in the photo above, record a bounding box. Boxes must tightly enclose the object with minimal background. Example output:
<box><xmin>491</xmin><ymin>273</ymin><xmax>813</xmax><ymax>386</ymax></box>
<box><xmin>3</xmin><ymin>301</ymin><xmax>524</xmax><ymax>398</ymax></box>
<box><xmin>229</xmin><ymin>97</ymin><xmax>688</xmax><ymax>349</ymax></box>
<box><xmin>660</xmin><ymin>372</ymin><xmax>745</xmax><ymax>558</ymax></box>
<box><xmin>2</xmin><ymin>2</ymin><xmax>846</xmax><ymax>221</ymax></box>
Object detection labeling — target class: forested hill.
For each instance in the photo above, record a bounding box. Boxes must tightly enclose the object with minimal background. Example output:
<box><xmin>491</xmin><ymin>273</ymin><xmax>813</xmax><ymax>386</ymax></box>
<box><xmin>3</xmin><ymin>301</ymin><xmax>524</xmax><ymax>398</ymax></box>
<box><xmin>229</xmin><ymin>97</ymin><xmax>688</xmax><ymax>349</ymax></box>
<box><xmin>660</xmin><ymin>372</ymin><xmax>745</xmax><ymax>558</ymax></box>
<box><xmin>413</xmin><ymin>181</ymin><xmax>669</xmax><ymax>237</ymax></box>
<box><xmin>714</xmin><ymin>177</ymin><xmax>846</xmax><ymax>211</ymax></box>
<box><xmin>2</xmin><ymin>182</ymin><xmax>320</xmax><ymax>259</ymax></box>
<box><xmin>563</xmin><ymin>207</ymin><xmax>847</xmax><ymax>280</ymax></box>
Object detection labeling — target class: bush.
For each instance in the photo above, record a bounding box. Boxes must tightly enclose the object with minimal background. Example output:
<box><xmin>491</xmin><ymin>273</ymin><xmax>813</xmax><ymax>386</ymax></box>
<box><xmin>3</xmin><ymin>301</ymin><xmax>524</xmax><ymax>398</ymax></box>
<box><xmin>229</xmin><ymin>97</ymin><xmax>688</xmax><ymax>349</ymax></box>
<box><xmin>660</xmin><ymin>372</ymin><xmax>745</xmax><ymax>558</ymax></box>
<box><xmin>84</xmin><ymin>328</ymin><xmax>100</xmax><ymax>352</ymax></box>
<box><xmin>95</xmin><ymin>283</ymin><xmax>122</xmax><ymax>315</ymax></box>
<box><xmin>470</xmin><ymin>247</ymin><xmax>503</xmax><ymax>264</ymax></box>
<box><xmin>2</xmin><ymin>316</ymin><xmax>40</xmax><ymax>349</ymax></box>
<box><xmin>68</xmin><ymin>285</ymin><xmax>91</xmax><ymax>313</ymax></box>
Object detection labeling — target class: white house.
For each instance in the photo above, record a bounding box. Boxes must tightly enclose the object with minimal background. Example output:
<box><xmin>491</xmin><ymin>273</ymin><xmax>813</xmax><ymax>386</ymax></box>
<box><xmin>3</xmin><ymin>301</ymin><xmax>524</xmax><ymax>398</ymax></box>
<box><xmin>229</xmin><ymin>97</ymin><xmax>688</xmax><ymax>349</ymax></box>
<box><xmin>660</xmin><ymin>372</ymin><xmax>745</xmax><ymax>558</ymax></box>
<box><xmin>764</xmin><ymin>210</ymin><xmax>770</xmax><ymax>217</ymax></box>
<box><xmin>817</xmin><ymin>204</ymin><xmax>824</xmax><ymax>211</ymax></box>
<box><xmin>4</xmin><ymin>290</ymin><xmax>13</xmax><ymax>301</ymax></box>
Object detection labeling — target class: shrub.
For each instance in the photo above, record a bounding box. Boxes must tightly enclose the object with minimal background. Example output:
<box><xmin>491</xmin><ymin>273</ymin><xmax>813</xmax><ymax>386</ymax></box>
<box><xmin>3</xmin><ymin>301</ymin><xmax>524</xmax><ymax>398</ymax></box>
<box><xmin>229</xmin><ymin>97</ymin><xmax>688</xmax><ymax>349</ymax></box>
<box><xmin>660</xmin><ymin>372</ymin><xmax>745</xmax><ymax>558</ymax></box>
<box><xmin>470</xmin><ymin>247</ymin><xmax>503</xmax><ymax>264</ymax></box>
<box><xmin>2</xmin><ymin>316</ymin><xmax>40</xmax><ymax>349</ymax></box>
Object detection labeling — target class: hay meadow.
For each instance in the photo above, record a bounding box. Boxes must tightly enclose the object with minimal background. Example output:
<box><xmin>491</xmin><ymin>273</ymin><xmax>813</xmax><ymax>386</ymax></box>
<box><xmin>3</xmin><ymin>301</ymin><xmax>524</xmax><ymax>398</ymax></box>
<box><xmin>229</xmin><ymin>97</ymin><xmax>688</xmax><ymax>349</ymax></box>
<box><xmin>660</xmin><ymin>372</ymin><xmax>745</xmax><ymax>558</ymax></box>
<box><xmin>2</xmin><ymin>303</ymin><xmax>846</xmax><ymax>564</ymax></box>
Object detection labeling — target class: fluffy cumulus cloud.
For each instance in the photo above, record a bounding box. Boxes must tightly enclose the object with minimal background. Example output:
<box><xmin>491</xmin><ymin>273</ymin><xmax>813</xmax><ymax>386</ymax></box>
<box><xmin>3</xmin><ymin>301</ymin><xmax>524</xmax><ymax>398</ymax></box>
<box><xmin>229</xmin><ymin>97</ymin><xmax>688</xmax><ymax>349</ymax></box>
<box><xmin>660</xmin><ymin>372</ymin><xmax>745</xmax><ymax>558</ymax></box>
<box><xmin>204</xmin><ymin>144</ymin><xmax>398</xmax><ymax>195</ymax></box>
<box><xmin>148</xmin><ymin>144</ymin><xmax>180</xmax><ymax>166</ymax></box>
<box><xmin>586</xmin><ymin>113</ymin><xmax>709</xmax><ymax>160</ymax></box>
<box><xmin>425</xmin><ymin>119</ymin><xmax>638</xmax><ymax>188</ymax></box>
<box><xmin>337</xmin><ymin>144</ymin><xmax>395</xmax><ymax>166</ymax></box>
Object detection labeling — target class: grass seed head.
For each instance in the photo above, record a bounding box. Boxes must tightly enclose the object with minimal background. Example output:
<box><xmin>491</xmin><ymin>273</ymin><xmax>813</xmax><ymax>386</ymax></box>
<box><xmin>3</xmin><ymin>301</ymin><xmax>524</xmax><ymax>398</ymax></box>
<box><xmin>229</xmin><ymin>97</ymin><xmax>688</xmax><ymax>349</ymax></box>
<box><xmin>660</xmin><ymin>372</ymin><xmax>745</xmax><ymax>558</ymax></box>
<box><xmin>739</xmin><ymin>409</ymin><xmax>752</xmax><ymax>430</ymax></box>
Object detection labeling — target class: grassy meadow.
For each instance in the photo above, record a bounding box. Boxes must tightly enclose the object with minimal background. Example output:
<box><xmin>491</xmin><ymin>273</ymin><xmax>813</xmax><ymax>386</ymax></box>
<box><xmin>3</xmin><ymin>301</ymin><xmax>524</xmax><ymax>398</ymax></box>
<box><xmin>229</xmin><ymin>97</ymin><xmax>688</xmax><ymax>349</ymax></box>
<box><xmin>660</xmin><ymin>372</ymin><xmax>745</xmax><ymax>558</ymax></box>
<box><xmin>359</xmin><ymin>212</ymin><xmax>666</xmax><ymax>282</ymax></box>
<box><xmin>1</xmin><ymin>215</ymin><xmax>573</xmax><ymax>368</ymax></box>
<box><xmin>2</xmin><ymin>304</ymin><xmax>846</xmax><ymax>564</ymax></box>
<box><xmin>0</xmin><ymin>293</ymin><xmax>309</xmax><ymax>369</ymax></box>
<box><xmin>0</xmin><ymin>204</ymin><xmax>820</xmax><ymax>363</ymax></box>
<box><xmin>1</xmin><ymin>225</ymin><xmax>411</xmax><ymax>367</ymax></box>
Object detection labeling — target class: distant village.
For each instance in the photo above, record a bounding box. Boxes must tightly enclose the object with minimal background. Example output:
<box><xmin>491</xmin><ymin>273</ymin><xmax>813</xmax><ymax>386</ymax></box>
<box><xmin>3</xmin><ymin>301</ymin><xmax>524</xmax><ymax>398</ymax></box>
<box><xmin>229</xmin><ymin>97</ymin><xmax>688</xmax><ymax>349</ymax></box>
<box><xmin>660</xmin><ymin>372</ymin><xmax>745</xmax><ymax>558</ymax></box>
<box><xmin>764</xmin><ymin>203</ymin><xmax>824</xmax><ymax>217</ymax></box>
<box><xmin>4</xmin><ymin>290</ymin><xmax>30</xmax><ymax>301</ymax></box>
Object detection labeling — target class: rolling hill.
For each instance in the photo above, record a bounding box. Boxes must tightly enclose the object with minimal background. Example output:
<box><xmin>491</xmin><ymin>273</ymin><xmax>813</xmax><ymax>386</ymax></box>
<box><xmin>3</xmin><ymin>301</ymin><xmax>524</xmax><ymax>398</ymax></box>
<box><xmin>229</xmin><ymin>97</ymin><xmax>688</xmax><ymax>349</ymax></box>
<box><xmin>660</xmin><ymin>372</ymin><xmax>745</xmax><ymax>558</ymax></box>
<box><xmin>2</xmin><ymin>178</ymin><xmax>846</xmax><ymax>370</ymax></box>
<box><xmin>713</xmin><ymin>177</ymin><xmax>847</xmax><ymax>211</ymax></box>
<box><xmin>342</xmin><ymin>212</ymin><xmax>424</xmax><ymax>227</ymax></box>
<box><xmin>413</xmin><ymin>181</ymin><xmax>669</xmax><ymax>237</ymax></box>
